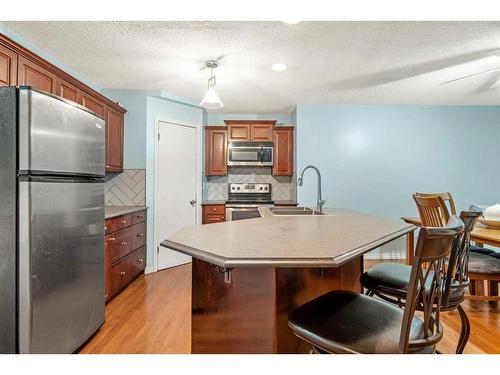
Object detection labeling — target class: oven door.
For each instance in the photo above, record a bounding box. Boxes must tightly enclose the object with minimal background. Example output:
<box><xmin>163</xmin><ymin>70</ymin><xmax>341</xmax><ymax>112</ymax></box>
<box><xmin>226</xmin><ymin>205</ymin><xmax>263</xmax><ymax>221</ymax></box>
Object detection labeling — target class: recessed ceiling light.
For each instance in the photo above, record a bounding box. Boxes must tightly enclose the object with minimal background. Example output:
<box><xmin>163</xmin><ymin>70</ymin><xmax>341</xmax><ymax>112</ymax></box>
<box><xmin>282</xmin><ymin>20</ymin><xmax>302</xmax><ymax>25</ymax></box>
<box><xmin>271</xmin><ymin>63</ymin><xmax>287</xmax><ymax>72</ymax></box>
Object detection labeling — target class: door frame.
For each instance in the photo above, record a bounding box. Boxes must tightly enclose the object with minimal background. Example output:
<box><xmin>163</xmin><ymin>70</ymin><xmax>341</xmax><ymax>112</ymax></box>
<box><xmin>153</xmin><ymin>117</ymin><xmax>202</xmax><ymax>273</ymax></box>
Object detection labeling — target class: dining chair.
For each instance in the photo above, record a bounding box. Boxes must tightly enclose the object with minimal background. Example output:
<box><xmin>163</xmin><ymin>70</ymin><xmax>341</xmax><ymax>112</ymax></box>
<box><xmin>288</xmin><ymin>217</ymin><xmax>464</xmax><ymax>354</ymax></box>
<box><xmin>414</xmin><ymin>192</ymin><xmax>457</xmax><ymax>216</ymax></box>
<box><xmin>413</xmin><ymin>194</ymin><xmax>450</xmax><ymax>227</ymax></box>
<box><xmin>360</xmin><ymin>208</ymin><xmax>482</xmax><ymax>353</ymax></box>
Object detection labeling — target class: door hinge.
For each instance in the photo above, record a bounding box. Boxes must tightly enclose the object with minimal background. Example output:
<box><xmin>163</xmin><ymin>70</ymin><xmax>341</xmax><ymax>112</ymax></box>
<box><xmin>157</xmin><ymin>133</ymin><xmax>160</xmax><ymax>141</ymax></box>
<box><xmin>157</xmin><ymin>246</ymin><xmax>160</xmax><ymax>253</ymax></box>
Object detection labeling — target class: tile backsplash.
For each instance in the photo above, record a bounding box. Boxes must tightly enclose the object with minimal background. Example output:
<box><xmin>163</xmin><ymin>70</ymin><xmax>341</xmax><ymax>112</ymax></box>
<box><xmin>205</xmin><ymin>167</ymin><xmax>295</xmax><ymax>201</ymax></box>
<box><xmin>105</xmin><ymin>169</ymin><xmax>146</xmax><ymax>206</ymax></box>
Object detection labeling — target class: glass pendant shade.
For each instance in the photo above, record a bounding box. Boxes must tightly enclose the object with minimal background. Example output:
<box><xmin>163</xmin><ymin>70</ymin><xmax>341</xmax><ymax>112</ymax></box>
<box><xmin>200</xmin><ymin>87</ymin><xmax>224</xmax><ymax>109</ymax></box>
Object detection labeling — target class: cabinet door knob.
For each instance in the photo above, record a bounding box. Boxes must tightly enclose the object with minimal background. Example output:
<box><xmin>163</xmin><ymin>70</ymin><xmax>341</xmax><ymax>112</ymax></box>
<box><xmin>137</xmin><ymin>214</ymin><xmax>144</xmax><ymax>219</ymax></box>
<box><xmin>137</xmin><ymin>258</ymin><xmax>144</xmax><ymax>263</ymax></box>
<box><xmin>120</xmin><ymin>220</ymin><xmax>127</xmax><ymax>224</ymax></box>
<box><xmin>120</xmin><ymin>242</ymin><xmax>127</xmax><ymax>247</ymax></box>
<box><xmin>136</xmin><ymin>233</ymin><xmax>144</xmax><ymax>238</ymax></box>
<box><xmin>120</xmin><ymin>271</ymin><xmax>126</xmax><ymax>277</ymax></box>
<box><xmin>109</xmin><ymin>237</ymin><xmax>115</xmax><ymax>242</ymax></box>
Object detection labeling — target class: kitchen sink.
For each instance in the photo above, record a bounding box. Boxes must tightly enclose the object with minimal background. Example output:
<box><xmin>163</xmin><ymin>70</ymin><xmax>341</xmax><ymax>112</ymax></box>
<box><xmin>269</xmin><ymin>207</ymin><xmax>324</xmax><ymax>216</ymax></box>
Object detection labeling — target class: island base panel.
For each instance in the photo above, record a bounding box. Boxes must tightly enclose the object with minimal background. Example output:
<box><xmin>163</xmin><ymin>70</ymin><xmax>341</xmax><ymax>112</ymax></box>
<box><xmin>191</xmin><ymin>258</ymin><xmax>363</xmax><ymax>354</ymax></box>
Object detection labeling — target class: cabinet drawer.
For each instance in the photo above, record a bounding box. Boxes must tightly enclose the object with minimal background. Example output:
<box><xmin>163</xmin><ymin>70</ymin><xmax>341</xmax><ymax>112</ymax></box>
<box><xmin>104</xmin><ymin>218</ymin><xmax>112</xmax><ymax>235</ymax></box>
<box><xmin>130</xmin><ymin>246</ymin><xmax>146</xmax><ymax>276</ymax></box>
<box><xmin>132</xmin><ymin>222</ymin><xmax>147</xmax><ymax>250</ymax></box>
<box><xmin>110</xmin><ymin>246</ymin><xmax>145</xmax><ymax>296</ymax></box>
<box><xmin>107</xmin><ymin>228</ymin><xmax>133</xmax><ymax>264</ymax></box>
<box><xmin>204</xmin><ymin>215</ymin><xmax>225</xmax><ymax>224</ymax></box>
<box><xmin>108</xmin><ymin>213</ymin><xmax>132</xmax><ymax>232</ymax></box>
<box><xmin>203</xmin><ymin>205</ymin><xmax>225</xmax><ymax>215</ymax></box>
<box><xmin>132</xmin><ymin>210</ymin><xmax>147</xmax><ymax>224</ymax></box>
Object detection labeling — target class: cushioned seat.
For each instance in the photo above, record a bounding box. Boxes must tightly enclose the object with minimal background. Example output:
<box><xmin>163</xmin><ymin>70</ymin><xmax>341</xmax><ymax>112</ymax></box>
<box><xmin>360</xmin><ymin>263</ymin><xmax>465</xmax><ymax>306</ymax></box>
<box><xmin>468</xmin><ymin>252</ymin><xmax>500</xmax><ymax>274</ymax></box>
<box><xmin>288</xmin><ymin>290</ymin><xmax>434</xmax><ymax>354</ymax></box>
<box><xmin>469</xmin><ymin>245</ymin><xmax>495</xmax><ymax>255</ymax></box>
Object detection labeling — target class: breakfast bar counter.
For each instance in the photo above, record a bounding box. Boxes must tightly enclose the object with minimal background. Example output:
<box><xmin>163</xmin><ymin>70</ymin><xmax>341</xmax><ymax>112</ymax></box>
<box><xmin>161</xmin><ymin>207</ymin><xmax>414</xmax><ymax>353</ymax></box>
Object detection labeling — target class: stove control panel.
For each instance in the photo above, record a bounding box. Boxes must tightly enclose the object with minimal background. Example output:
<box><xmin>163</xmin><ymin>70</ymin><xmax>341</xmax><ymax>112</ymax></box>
<box><xmin>228</xmin><ymin>183</ymin><xmax>271</xmax><ymax>194</ymax></box>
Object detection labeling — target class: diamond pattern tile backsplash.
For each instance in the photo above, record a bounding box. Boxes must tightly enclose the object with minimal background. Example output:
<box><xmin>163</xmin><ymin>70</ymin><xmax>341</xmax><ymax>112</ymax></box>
<box><xmin>105</xmin><ymin>169</ymin><xmax>146</xmax><ymax>206</ymax></box>
<box><xmin>205</xmin><ymin>167</ymin><xmax>295</xmax><ymax>201</ymax></box>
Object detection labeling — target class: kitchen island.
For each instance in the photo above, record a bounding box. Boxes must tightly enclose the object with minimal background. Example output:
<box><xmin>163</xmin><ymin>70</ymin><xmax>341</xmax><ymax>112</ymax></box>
<box><xmin>161</xmin><ymin>207</ymin><xmax>414</xmax><ymax>353</ymax></box>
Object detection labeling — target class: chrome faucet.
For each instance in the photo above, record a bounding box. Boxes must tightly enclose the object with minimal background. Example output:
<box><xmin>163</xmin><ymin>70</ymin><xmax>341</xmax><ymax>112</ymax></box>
<box><xmin>297</xmin><ymin>165</ymin><xmax>326</xmax><ymax>212</ymax></box>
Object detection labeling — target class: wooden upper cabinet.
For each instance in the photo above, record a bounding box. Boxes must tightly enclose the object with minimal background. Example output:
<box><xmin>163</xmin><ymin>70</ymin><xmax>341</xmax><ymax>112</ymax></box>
<box><xmin>17</xmin><ymin>55</ymin><xmax>57</xmax><ymax>93</ymax></box>
<box><xmin>225</xmin><ymin>120</ymin><xmax>275</xmax><ymax>141</ymax></box>
<box><xmin>272</xmin><ymin>127</ymin><xmax>294</xmax><ymax>176</ymax></box>
<box><xmin>105</xmin><ymin>106</ymin><xmax>124</xmax><ymax>173</ymax></box>
<box><xmin>227</xmin><ymin>123</ymin><xmax>250</xmax><ymax>141</ymax></box>
<box><xmin>78</xmin><ymin>91</ymin><xmax>105</xmax><ymax>117</ymax></box>
<box><xmin>57</xmin><ymin>77</ymin><xmax>80</xmax><ymax>103</ymax></box>
<box><xmin>205</xmin><ymin>126</ymin><xmax>227</xmax><ymax>176</ymax></box>
<box><xmin>250</xmin><ymin>123</ymin><xmax>274</xmax><ymax>141</ymax></box>
<box><xmin>0</xmin><ymin>43</ymin><xmax>17</xmax><ymax>86</ymax></box>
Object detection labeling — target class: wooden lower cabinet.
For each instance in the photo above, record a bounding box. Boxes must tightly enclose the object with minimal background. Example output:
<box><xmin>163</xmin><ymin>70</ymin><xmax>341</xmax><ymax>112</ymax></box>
<box><xmin>202</xmin><ymin>204</ymin><xmax>226</xmax><ymax>224</ymax></box>
<box><xmin>104</xmin><ymin>209</ymin><xmax>147</xmax><ymax>302</ymax></box>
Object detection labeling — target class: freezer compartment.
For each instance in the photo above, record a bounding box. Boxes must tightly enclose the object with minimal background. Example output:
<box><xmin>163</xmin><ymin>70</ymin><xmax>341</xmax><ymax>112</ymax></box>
<box><xmin>18</xmin><ymin>88</ymin><xmax>105</xmax><ymax>177</ymax></box>
<box><xmin>18</xmin><ymin>178</ymin><xmax>105</xmax><ymax>353</ymax></box>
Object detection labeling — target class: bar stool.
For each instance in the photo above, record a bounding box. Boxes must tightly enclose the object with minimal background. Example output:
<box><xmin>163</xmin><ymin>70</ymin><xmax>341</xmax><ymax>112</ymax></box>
<box><xmin>288</xmin><ymin>217</ymin><xmax>464</xmax><ymax>354</ymax></box>
<box><xmin>361</xmin><ymin>201</ymin><xmax>481</xmax><ymax>352</ymax></box>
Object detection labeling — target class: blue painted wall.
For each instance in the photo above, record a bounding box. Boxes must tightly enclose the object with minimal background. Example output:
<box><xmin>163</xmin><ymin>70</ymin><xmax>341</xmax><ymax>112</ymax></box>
<box><xmin>296</xmin><ymin>104</ymin><xmax>500</xmax><ymax>219</ymax></box>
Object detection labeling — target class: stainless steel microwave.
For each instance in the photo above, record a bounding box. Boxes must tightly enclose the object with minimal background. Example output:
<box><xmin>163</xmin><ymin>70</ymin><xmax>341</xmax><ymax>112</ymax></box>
<box><xmin>227</xmin><ymin>142</ymin><xmax>273</xmax><ymax>167</ymax></box>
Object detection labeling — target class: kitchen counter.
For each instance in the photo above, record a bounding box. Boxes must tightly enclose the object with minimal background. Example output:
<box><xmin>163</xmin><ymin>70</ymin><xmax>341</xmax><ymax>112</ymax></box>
<box><xmin>163</xmin><ymin>206</ymin><xmax>414</xmax><ymax>354</ymax></box>
<box><xmin>162</xmin><ymin>207</ymin><xmax>414</xmax><ymax>268</ymax></box>
<box><xmin>201</xmin><ymin>201</ymin><xmax>226</xmax><ymax>205</ymax></box>
<box><xmin>105</xmin><ymin>206</ymin><xmax>148</xmax><ymax>219</ymax></box>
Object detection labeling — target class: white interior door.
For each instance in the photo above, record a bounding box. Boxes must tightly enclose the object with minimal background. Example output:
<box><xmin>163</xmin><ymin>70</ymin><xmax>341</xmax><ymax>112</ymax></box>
<box><xmin>156</xmin><ymin>121</ymin><xmax>197</xmax><ymax>270</ymax></box>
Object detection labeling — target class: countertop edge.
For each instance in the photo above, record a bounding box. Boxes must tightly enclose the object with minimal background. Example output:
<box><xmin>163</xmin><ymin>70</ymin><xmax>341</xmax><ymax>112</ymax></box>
<box><xmin>105</xmin><ymin>206</ymin><xmax>148</xmax><ymax>219</ymax></box>
<box><xmin>161</xmin><ymin>224</ymin><xmax>415</xmax><ymax>268</ymax></box>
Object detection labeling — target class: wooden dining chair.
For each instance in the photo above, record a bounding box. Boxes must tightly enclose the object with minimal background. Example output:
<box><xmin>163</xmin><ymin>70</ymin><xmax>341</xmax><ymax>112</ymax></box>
<box><xmin>413</xmin><ymin>194</ymin><xmax>450</xmax><ymax>227</ymax></box>
<box><xmin>288</xmin><ymin>217</ymin><xmax>464</xmax><ymax>354</ymax></box>
<box><xmin>414</xmin><ymin>192</ymin><xmax>457</xmax><ymax>216</ymax></box>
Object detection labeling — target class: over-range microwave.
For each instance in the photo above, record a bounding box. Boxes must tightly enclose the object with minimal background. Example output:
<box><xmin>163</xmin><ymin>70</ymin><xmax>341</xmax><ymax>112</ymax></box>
<box><xmin>227</xmin><ymin>142</ymin><xmax>273</xmax><ymax>167</ymax></box>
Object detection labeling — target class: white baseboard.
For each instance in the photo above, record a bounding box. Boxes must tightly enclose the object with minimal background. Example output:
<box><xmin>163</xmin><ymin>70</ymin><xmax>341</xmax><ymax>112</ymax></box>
<box><xmin>145</xmin><ymin>266</ymin><xmax>156</xmax><ymax>274</ymax></box>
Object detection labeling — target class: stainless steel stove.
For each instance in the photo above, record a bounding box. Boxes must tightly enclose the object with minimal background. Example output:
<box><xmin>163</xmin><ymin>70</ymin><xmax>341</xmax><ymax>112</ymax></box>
<box><xmin>226</xmin><ymin>183</ymin><xmax>274</xmax><ymax>221</ymax></box>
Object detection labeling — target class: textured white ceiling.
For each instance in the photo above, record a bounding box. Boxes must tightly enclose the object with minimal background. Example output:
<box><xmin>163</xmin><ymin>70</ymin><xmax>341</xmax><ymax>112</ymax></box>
<box><xmin>4</xmin><ymin>21</ymin><xmax>500</xmax><ymax>113</ymax></box>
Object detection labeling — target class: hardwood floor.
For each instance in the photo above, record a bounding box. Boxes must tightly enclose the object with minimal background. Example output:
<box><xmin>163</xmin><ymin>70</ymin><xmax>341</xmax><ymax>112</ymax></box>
<box><xmin>80</xmin><ymin>261</ymin><xmax>499</xmax><ymax>354</ymax></box>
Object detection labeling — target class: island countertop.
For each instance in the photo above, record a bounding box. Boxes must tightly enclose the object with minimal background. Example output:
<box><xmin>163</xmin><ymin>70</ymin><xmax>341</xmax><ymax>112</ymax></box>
<box><xmin>161</xmin><ymin>207</ymin><xmax>414</xmax><ymax>268</ymax></box>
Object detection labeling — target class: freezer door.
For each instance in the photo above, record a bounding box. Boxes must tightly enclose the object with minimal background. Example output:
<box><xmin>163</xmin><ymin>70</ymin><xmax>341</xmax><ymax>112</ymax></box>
<box><xmin>18</xmin><ymin>178</ymin><xmax>104</xmax><ymax>353</ymax></box>
<box><xmin>18</xmin><ymin>88</ymin><xmax>105</xmax><ymax>177</ymax></box>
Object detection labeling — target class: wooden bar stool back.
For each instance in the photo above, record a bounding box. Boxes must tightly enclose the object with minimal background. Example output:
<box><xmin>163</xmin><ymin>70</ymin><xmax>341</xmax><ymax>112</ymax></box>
<box><xmin>413</xmin><ymin>194</ymin><xmax>450</xmax><ymax>227</ymax></box>
<box><xmin>414</xmin><ymin>192</ymin><xmax>456</xmax><ymax>215</ymax></box>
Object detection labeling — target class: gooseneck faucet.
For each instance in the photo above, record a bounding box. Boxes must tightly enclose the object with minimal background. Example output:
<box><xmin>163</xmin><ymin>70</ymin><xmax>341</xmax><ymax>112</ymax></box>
<box><xmin>297</xmin><ymin>165</ymin><xmax>326</xmax><ymax>212</ymax></box>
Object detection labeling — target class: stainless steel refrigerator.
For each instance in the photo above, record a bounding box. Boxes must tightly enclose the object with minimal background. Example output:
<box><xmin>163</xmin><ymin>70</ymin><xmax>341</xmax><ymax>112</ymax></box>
<box><xmin>0</xmin><ymin>86</ymin><xmax>105</xmax><ymax>353</ymax></box>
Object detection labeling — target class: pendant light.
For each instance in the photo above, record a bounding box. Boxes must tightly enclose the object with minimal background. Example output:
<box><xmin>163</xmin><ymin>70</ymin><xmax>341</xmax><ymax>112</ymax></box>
<box><xmin>200</xmin><ymin>60</ymin><xmax>223</xmax><ymax>109</ymax></box>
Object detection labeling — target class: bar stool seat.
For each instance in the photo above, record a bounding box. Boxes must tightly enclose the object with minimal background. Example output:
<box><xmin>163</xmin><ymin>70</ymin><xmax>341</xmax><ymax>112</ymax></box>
<box><xmin>288</xmin><ymin>290</ymin><xmax>434</xmax><ymax>354</ymax></box>
<box><xmin>361</xmin><ymin>263</ymin><xmax>465</xmax><ymax>305</ymax></box>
